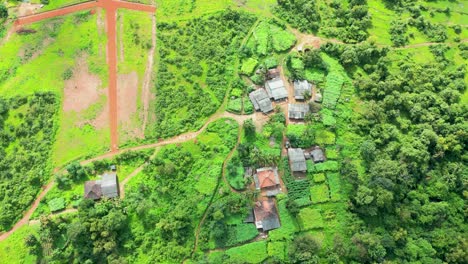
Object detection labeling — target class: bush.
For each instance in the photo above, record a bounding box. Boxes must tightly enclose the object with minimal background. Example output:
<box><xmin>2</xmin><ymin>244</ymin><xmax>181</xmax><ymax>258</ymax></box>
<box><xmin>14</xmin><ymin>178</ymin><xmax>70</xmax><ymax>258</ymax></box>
<box><xmin>268</xmin><ymin>241</ymin><xmax>286</xmax><ymax>260</ymax></box>
<box><xmin>298</xmin><ymin>208</ymin><xmax>324</xmax><ymax>230</ymax></box>
<box><xmin>264</xmin><ymin>57</ymin><xmax>278</xmax><ymax>69</ymax></box>
<box><xmin>0</xmin><ymin>4</ymin><xmax>7</xmax><ymax>20</ymax></box>
<box><xmin>48</xmin><ymin>198</ymin><xmax>65</xmax><ymax>212</ymax></box>
<box><xmin>327</xmin><ymin>173</ymin><xmax>342</xmax><ymax>202</ymax></box>
<box><xmin>241</xmin><ymin>58</ymin><xmax>258</xmax><ymax>75</ymax></box>
<box><xmin>225</xmin><ymin>241</ymin><xmax>268</xmax><ymax>263</ymax></box>
<box><xmin>227</xmin><ymin>98</ymin><xmax>242</xmax><ymax>114</ymax></box>
<box><xmin>311</xmin><ymin>160</ymin><xmax>339</xmax><ymax>172</ymax></box>
<box><xmin>313</xmin><ymin>173</ymin><xmax>326</xmax><ymax>183</ymax></box>
<box><xmin>243</xmin><ymin>97</ymin><xmax>254</xmax><ymax>114</ymax></box>
<box><xmin>310</xmin><ymin>184</ymin><xmax>330</xmax><ymax>203</ymax></box>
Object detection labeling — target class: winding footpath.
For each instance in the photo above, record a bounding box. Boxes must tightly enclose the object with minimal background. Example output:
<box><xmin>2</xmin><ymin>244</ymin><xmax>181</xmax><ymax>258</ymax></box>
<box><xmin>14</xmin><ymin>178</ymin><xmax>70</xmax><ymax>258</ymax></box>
<box><xmin>0</xmin><ymin>111</ymin><xmax>255</xmax><ymax>242</ymax></box>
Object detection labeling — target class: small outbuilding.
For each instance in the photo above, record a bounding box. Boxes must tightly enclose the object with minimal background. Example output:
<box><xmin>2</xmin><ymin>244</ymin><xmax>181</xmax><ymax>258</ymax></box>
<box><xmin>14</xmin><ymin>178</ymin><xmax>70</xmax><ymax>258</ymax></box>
<box><xmin>267</xmin><ymin>68</ymin><xmax>281</xmax><ymax>80</ymax></box>
<box><xmin>249</xmin><ymin>88</ymin><xmax>274</xmax><ymax>114</ymax></box>
<box><xmin>253</xmin><ymin>198</ymin><xmax>281</xmax><ymax>232</ymax></box>
<box><xmin>84</xmin><ymin>172</ymin><xmax>119</xmax><ymax>200</ymax></box>
<box><xmin>265</xmin><ymin>78</ymin><xmax>288</xmax><ymax>101</ymax></box>
<box><xmin>293</xmin><ymin>80</ymin><xmax>312</xmax><ymax>100</ymax></box>
<box><xmin>288</xmin><ymin>148</ymin><xmax>307</xmax><ymax>172</ymax></box>
<box><xmin>253</xmin><ymin>167</ymin><xmax>281</xmax><ymax>196</ymax></box>
<box><xmin>288</xmin><ymin>103</ymin><xmax>310</xmax><ymax>120</ymax></box>
<box><xmin>310</xmin><ymin>146</ymin><xmax>326</xmax><ymax>163</ymax></box>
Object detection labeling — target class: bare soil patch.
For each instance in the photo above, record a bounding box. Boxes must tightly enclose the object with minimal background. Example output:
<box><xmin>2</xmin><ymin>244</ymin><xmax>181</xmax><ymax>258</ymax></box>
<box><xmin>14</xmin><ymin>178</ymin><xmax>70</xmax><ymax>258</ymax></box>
<box><xmin>118</xmin><ymin>72</ymin><xmax>144</xmax><ymax>138</ymax></box>
<box><xmin>17</xmin><ymin>3</ymin><xmax>42</xmax><ymax>17</ymax></box>
<box><xmin>63</xmin><ymin>56</ymin><xmax>104</xmax><ymax>112</ymax></box>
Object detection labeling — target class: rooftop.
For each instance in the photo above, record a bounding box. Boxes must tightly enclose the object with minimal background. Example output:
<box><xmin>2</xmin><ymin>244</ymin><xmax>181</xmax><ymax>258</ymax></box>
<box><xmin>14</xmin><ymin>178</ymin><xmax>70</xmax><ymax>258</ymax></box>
<box><xmin>288</xmin><ymin>148</ymin><xmax>307</xmax><ymax>172</ymax></box>
<box><xmin>249</xmin><ymin>88</ymin><xmax>274</xmax><ymax>114</ymax></box>
<box><xmin>84</xmin><ymin>172</ymin><xmax>119</xmax><ymax>200</ymax></box>
<box><xmin>265</xmin><ymin>78</ymin><xmax>288</xmax><ymax>101</ymax></box>
<box><xmin>254</xmin><ymin>167</ymin><xmax>280</xmax><ymax>189</ymax></box>
<box><xmin>253</xmin><ymin>198</ymin><xmax>281</xmax><ymax>231</ymax></box>
<box><xmin>310</xmin><ymin>146</ymin><xmax>326</xmax><ymax>163</ymax></box>
<box><xmin>293</xmin><ymin>80</ymin><xmax>312</xmax><ymax>100</ymax></box>
<box><xmin>288</xmin><ymin>103</ymin><xmax>310</xmax><ymax>120</ymax></box>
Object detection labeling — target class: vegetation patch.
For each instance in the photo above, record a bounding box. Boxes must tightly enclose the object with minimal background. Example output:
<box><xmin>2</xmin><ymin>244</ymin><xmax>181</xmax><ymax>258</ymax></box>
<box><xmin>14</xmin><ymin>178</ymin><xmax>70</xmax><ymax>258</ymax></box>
<box><xmin>327</xmin><ymin>173</ymin><xmax>342</xmax><ymax>202</ymax></box>
<box><xmin>225</xmin><ymin>241</ymin><xmax>268</xmax><ymax>263</ymax></box>
<box><xmin>268</xmin><ymin>241</ymin><xmax>286</xmax><ymax>261</ymax></box>
<box><xmin>310</xmin><ymin>184</ymin><xmax>330</xmax><ymax>204</ymax></box>
<box><xmin>240</xmin><ymin>58</ymin><xmax>258</xmax><ymax>75</ymax></box>
<box><xmin>298</xmin><ymin>207</ymin><xmax>324</xmax><ymax>230</ymax></box>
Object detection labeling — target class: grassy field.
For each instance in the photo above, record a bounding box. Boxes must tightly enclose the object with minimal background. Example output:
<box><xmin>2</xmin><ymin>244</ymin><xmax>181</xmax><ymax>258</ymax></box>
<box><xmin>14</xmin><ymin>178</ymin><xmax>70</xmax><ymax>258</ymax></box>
<box><xmin>117</xmin><ymin>9</ymin><xmax>154</xmax><ymax>146</ymax></box>
<box><xmin>0</xmin><ymin>224</ymin><xmax>39</xmax><ymax>263</ymax></box>
<box><xmin>155</xmin><ymin>0</ymin><xmax>233</xmax><ymax>21</ymax></box>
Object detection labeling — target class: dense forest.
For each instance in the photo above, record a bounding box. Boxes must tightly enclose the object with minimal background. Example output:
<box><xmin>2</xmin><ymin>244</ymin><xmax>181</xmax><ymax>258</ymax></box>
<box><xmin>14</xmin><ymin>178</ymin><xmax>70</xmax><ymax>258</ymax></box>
<box><xmin>321</xmin><ymin>41</ymin><xmax>467</xmax><ymax>262</ymax></box>
<box><xmin>0</xmin><ymin>93</ymin><xmax>58</xmax><ymax>231</ymax></box>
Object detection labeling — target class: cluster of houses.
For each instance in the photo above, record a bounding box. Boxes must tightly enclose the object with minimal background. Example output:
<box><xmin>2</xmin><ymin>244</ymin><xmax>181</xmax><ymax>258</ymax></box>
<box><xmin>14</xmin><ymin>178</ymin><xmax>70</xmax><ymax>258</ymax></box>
<box><xmin>248</xmin><ymin>68</ymin><xmax>322</xmax><ymax>121</ymax></box>
<box><xmin>244</xmin><ymin>145</ymin><xmax>326</xmax><ymax>233</ymax></box>
<box><xmin>288</xmin><ymin>146</ymin><xmax>326</xmax><ymax>175</ymax></box>
<box><xmin>244</xmin><ymin>166</ymin><xmax>282</xmax><ymax>232</ymax></box>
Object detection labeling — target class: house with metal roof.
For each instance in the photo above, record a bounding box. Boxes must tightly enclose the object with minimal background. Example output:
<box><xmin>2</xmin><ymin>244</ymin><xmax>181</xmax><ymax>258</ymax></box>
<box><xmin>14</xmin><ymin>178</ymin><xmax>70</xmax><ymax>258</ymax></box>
<box><xmin>253</xmin><ymin>198</ymin><xmax>281</xmax><ymax>232</ymax></box>
<box><xmin>288</xmin><ymin>148</ymin><xmax>307</xmax><ymax>172</ymax></box>
<box><xmin>253</xmin><ymin>167</ymin><xmax>281</xmax><ymax>196</ymax></box>
<box><xmin>293</xmin><ymin>80</ymin><xmax>312</xmax><ymax>100</ymax></box>
<box><xmin>249</xmin><ymin>88</ymin><xmax>274</xmax><ymax>114</ymax></box>
<box><xmin>310</xmin><ymin>146</ymin><xmax>326</xmax><ymax>163</ymax></box>
<box><xmin>265</xmin><ymin>78</ymin><xmax>288</xmax><ymax>101</ymax></box>
<box><xmin>288</xmin><ymin>103</ymin><xmax>310</xmax><ymax>120</ymax></box>
<box><xmin>84</xmin><ymin>172</ymin><xmax>119</xmax><ymax>200</ymax></box>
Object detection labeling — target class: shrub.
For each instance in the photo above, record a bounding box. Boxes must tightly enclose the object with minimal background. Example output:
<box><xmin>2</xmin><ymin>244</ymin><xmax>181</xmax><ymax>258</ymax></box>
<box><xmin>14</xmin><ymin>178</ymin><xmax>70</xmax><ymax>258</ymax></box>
<box><xmin>313</xmin><ymin>173</ymin><xmax>326</xmax><ymax>183</ymax></box>
<box><xmin>225</xmin><ymin>241</ymin><xmax>268</xmax><ymax>263</ymax></box>
<box><xmin>227</xmin><ymin>98</ymin><xmax>242</xmax><ymax>114</ymax></box>
<box><xmin>241</xmin><ymin>58</ymin><xmax>258</xmax><ymax>75</ymax></box>
<box><xmin>311</xmin><ymin>161</ymin><xmax>339</xmax><ymax>172</ymax></box>
<box><xmin>224</xmin><ymin>224</ymin><xmax>259</xmax><ymax>247</ymax></box>
<box><xmin>62</xmin><ymin>68</ymin><xmax>73</xmax><ymax>80</ymax></box>
<box><xmin>268</xmin><ymin>241</ymin><xmax>286</xmax><ymax>260</ymax></box>
<box><xmin>327</xmin><ymin>173</ymin><xmax>342</xmax><ymax>201</ymax></box>
<box><xmin>310</xmin><ymin>184</ymin><xmax>330</xmax><ymax>203</ymax></box>
<box><xmin>243</xmin><ymin>97</ymin><xmax>254</xmax><ymax>114</ymax></box>
<box><xmin>264</xmin><ymin>57</ymin><xmax>278</xmax><ymax>69</ymax></box>
<box><xmin>298</xmin><ymin>208</ymin><xmax>324</xmax><ymax>230</ymax></box>
<box><xmin>48</xmin><ymin>198</ymin><xmax>65</xmax><ymax>212</ymax></box>
<box><xmin>314</xmin><ymin>130</ymin><xmax>336</xmax><ymax>145</ymax></box>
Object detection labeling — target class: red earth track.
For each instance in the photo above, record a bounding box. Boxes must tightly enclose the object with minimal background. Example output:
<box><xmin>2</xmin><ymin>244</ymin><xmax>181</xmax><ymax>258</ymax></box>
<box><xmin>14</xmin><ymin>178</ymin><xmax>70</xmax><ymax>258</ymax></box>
<box><xmin>15</xmin><ymin>0</ymin><xmax>156</xmax><ymax>152</ymax></box>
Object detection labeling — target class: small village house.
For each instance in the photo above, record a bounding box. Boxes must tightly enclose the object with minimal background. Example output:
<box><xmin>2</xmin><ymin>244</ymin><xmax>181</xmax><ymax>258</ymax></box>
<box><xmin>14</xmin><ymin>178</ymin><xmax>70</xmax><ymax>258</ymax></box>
<box><xmin>249</xmin><ymin>88</ymin><xmax>274</xmax><ymax>114</ymax></box>
<box><xmin>288</xmin><ymin>148</ymin><xmax>307</xmax><ymax>173</ymax></box>
<box><xmin>267</xmin><ymin>68</ymin><xmax>280</xmax><ymax>80</ymax></box>
<box><xmin>293</xmin><ymin>80</ymin><xmax>312</xmax><ymax>100</ymax></box>
<box><xmin>84</xmin><ymin>172</ymin><xmax>119</xmax><ymax>200</ymax></box>
<box><xmin>253</xmin><ymin>198</ymin><xmax>281</xmax><ymax>232</ymax></box>
<box><xmin>288</xmin><ymin>103</ymin><xmax>310</xmax><ymax>120</ymax></box>
<box><xmin>310</xmin><ymin>146</ymin><xmax>326</xmax><ymax>163</ymax></box>
<box><xmin>253</xmin><ymin>167</ymin><xmax>281</xmax><ymax>196</ymax></box>
<box><xmin>265</xmin><ymin>78</ymin><xmax>288</xmax><ymax>101</ymax></box>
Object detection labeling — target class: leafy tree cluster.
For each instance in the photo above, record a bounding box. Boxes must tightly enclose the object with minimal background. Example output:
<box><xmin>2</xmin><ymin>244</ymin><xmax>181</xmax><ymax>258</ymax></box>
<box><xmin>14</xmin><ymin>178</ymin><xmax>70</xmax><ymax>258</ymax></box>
<box><xmin>26</xmin><ymin>200</ymin><xmax>129</xmax><ymax>263</ymax></box>
<box><xmin>151</xmin><ymin>10</ymin><xmax>256</xmax><ymax>138</ymax></box>
<box><xmin>275</xmin><ymin>0</ymin><xmax>321</xmax><ymax>32</ymax></box>
<box><xmin>0</xmin><ymin>93</ymin><xmax>58</xmax><ymax>231</ymax></box>
<box><xmin>276</xmin><ymin>0</ymin><xmax>371</xmax><ymax>43</ymax></box>
<box><xmin>328</xmin><ymin>43</ymin><xmax>467</xmax><ymax>262</ymax></box>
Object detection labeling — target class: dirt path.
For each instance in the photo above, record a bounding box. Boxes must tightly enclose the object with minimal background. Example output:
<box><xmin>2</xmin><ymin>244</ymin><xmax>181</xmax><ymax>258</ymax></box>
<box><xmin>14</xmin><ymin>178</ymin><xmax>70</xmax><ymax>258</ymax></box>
<box><xmin>0</xmin><ymin>181</ymin><xmax>54</xmax><ymax>242</ymax></box>
<box><xmin>119</xmin><ymin>164</ymin><xmax>144</xmax><ymax>198</ymax></box>
<box><xmin>141</xmin><ymin>6</ymin><xmax>157</xmax><ymax>134</ymax></box>
<box><xmin>15</xmin><ymin>0</ymin><xmax>156</xmax><ymax>153</ymax></box>
<box><xmin>191</xmin><ymin>121</ymin><xmax>244</xmax><ymax>256</ymax></box>
<box><xmin>0</xmin><ymin>111</ymin><xmax>252</xmax><ymax>242</ymax></box>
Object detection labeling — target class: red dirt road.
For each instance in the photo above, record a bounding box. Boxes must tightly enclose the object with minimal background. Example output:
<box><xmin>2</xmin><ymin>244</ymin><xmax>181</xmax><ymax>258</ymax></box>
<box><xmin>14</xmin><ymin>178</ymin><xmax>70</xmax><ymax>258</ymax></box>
<box><xmin>15</xmin><ymin>0</ymin><xmax>156</xmax><ymax>152</ymax></box>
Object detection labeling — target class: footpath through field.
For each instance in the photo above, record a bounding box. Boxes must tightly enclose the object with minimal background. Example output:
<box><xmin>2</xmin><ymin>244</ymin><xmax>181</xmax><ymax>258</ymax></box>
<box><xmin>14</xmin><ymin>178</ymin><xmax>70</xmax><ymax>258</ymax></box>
<box><xmin>0</xmin><ymin>111</ymin><xmax>255</xmax><ymax>242</ymax></box>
